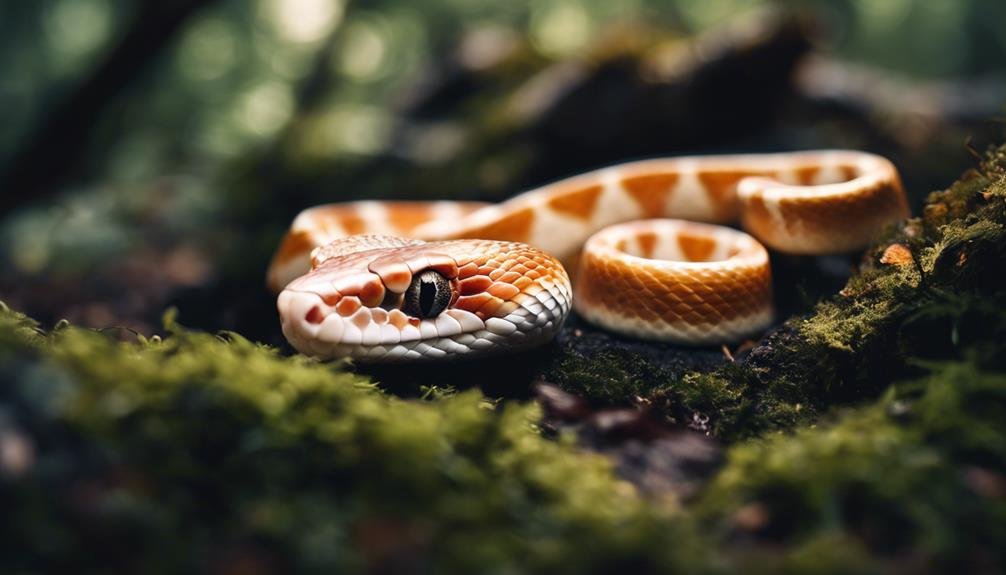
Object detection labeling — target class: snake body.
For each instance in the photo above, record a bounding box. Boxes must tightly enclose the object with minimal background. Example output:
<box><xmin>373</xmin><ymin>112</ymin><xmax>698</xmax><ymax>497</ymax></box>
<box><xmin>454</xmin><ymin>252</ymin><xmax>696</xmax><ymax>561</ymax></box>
<box><xmin>271</xmin><ymin>151</ymin><xmax>908</xmax><ymax>361</ymax></box>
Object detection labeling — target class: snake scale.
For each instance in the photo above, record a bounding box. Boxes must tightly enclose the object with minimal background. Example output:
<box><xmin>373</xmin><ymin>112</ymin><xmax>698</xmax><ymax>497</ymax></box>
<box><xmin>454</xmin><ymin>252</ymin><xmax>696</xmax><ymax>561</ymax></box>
<box><xmin>269</xmin><ymin>151</ymin><xmax>908</xmax><ymax>362</ymax></box>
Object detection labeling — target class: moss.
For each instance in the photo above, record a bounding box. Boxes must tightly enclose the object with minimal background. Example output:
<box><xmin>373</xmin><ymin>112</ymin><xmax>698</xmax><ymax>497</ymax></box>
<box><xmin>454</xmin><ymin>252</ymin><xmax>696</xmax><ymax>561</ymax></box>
<box><xmin>0</xmin><ymin>309</ymin><xmax>706</xmax><ymax>573</ymax></box>
<box><xmin>3</xmin><ymin>313</ymin><xmax>1005</xmax><ymax>572</ymax></box>
<box><xmin>542</xmin><ymin>342</ymin><xmax>811</xmax><ymax>441</ymax></box>
<box><xmin>546</xmin><ymin>347</ymin><xmax>675</xmax><ymax>404</ymax></box>
<box><xmin>0</xmin><ymin>302</ymin><xmax>45</xmax><ymax>350</ymax></box>
<box><xmin>646</xmin><ymin>365</ymin><xmax>811</xmax><ymax>441</ymax></box>
<box><xmin>697</xmin><ymin>360</ymin><xmax>1006</xmax><ymax>572</ymax></box>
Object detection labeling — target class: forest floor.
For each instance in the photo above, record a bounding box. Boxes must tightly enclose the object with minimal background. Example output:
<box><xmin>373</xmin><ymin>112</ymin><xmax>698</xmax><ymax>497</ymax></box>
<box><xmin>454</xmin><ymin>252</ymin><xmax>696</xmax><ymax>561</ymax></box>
<box><xmin>2</xmin><ymin>144</ymin><xmax>1004</xmax><ymax>573</ymax></box>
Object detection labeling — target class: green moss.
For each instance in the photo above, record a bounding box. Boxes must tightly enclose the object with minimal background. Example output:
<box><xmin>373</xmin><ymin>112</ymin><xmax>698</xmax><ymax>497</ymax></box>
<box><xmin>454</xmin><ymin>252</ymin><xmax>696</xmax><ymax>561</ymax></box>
<box><xmin>4</xmin><ymin>310</ymin><xmax>1005</xmax><ymax>572</ymax></box>
<box><xmin>546</xmin><ymin>347</ymin><xmax>674</xmax><ymax>403</ymax></box>
<box><xmin>0</xmin><ymin>302</ymin><xmax>44</xmax><ymax>349</ymax></box>
<box><xmin>544</xmin><ymin>346</ymin><xmax>812</xmax><ymax>440</ymax></box>
<box><xmin>649</xmin><ymin>366</ymin><xmax>811</xmax><ymax>441</ymax></box>
<box><xmin>0</xmin><ymin>310</ymin><xmax>705</xmax><ymax>573</ymax></box>
<box><xmin>698</xmin><ymin>360</ymin><xmax>1006</xmax><ymax>572</ymax></box>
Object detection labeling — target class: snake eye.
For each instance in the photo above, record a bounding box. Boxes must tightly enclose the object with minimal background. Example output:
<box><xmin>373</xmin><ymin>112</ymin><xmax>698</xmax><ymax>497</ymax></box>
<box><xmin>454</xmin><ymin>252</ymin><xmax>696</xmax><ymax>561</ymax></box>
<box><xmin>402</xmin><ymin>270</ymin><xmax>452</xmax><ymax>318</ymax></box>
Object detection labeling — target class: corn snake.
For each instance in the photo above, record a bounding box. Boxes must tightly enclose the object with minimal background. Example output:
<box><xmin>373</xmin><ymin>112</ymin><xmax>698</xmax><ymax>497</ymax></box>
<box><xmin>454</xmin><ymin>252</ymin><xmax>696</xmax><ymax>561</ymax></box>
<box><xmin>269</xmin><ymin>151</ymin><xmax>907</xmax><ymax>361</ymax></box>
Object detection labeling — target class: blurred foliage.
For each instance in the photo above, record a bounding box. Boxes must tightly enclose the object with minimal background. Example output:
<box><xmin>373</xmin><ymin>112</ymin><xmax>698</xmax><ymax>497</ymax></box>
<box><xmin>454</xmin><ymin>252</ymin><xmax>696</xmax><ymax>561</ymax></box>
<box><xmin>1</xmin><ymin>0</ymin><xmax>1004</xmax><ymax>296</ymax></box>
<box><xmin>3</xmin><ymin>0</ymin><xmax>1004</xmax><ymax>175</ymax></box>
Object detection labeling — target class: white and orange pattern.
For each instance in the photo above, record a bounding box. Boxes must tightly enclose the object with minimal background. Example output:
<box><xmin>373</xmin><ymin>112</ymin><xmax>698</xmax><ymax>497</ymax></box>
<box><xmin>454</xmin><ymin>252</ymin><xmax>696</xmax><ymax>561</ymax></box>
<box><xmin>271</xmin><ymin>151</ymin><xmax>908</xmax><ymax>361</ymax></box>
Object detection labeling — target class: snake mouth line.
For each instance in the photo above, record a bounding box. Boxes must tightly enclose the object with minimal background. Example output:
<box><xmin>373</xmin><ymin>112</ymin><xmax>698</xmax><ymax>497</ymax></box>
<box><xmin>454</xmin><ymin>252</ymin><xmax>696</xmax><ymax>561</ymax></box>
<box><xmin>278</xmin><ymin>288</ymin><xmax>567</xmax><ymax>362</ymax></box>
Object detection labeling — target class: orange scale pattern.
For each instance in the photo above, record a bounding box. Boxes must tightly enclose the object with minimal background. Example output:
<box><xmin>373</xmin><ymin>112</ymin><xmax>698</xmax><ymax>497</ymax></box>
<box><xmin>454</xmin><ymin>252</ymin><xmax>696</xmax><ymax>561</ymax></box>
<box><xmin>578</xmin><ymin>253</ymin><xmax>771</xmax><ymax>327</ymax></box>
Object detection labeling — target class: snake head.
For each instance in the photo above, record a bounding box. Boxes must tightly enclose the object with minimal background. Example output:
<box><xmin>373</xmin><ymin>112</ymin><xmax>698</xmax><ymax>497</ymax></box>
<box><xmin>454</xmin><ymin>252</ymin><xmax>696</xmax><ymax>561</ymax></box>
<box><xmin>277</xmin><ymin>236</ymin><xmax>571</xmax><ymax>361</ymax></box>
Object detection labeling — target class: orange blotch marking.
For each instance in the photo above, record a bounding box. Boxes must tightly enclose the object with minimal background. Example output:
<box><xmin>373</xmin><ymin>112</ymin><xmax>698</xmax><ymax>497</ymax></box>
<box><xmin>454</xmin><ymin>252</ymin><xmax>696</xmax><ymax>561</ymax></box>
<box><xmin>678</xmin><ymin>231</ymin><xmax>717</xmax><ymax>262</ymax></box>
<box><xmin>387</xmin><ymin>205</ymin><xmax>434</xmax><ymax>234</ymax></box>
<box><xmin>840</xmin><ymin>165</ymin><xmax>859</xmax><ymax>181</ymax></box>
<box><xmin>389</xmin><ymin>313</ymin><xmax>409</xmax><ymax>329</ymax></box>
<box><xmin>273</xmin><ymin>231</ymin><xmax>317</xmax><ymax>266</ymax></box>
<box><xmin>548</xmin><ymin>184</ymin><xmax>603</xmax><ymax>220</ymax></box>
<box><xmin>698</xmin><ymin>171</ymin><xmax>745</xmax><ymax>198</ymax></box>
<box><xmin>295</xmin><ymin>206</ymin><xmax>354</xmax><ymax>241</ymax></box>
<box><xmin>636</xmin><ymin>231</ymin><xmax>658</xmax><ymax>258</ymax></box>
<box><xmin>745</xmin><ymin>194</ymin><xmax>771</xmax><ymax>222</ymax></box>
<box><xmin>698</xmin><ymin>170</ymin><xmax>771</xmax><ymax>219</ymax></box>
<box><xmin>340</xmin><ymin>212</ymin><xmax>367</xmax><ymax>235</ymax></box>
<box><xmin>467</xmin><ymin>207</ymin><xmax>535</xmax><ymax>242</ymax></box>
<box><xmin>335</xmin><ymin>297</ymin><xmax>361</xmax><ymax>316</ymax></box>
<box><xmin>622</xmin><ymin>173</ymin><xmax>678</xmax><ymax>216</ymax></box>
<box><xmin>795</xmin><ymin>166</ymin><xmax>820</xmax><ymax>185</ymax></box>
<box><xmin>459</xmin><ymin>276</ymin><xmax>493</xmax><ymax>295</ymax></box>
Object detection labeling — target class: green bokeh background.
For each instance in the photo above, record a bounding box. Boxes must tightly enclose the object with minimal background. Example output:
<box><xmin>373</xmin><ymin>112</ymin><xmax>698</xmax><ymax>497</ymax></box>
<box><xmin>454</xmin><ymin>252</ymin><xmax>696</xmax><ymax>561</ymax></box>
<box><xmin>2</xmin><ymin>0</ymin><xmax>1004</xmax><ymax>289</ymax></box>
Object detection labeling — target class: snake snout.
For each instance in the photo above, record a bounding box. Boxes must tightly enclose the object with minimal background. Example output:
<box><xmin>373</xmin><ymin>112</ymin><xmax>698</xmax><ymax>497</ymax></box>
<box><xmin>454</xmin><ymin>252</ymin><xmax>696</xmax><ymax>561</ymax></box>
<box><xmin>277</xmin><ymin>289</ymin><xmax>333</xmax><ymax>357</ymax></box>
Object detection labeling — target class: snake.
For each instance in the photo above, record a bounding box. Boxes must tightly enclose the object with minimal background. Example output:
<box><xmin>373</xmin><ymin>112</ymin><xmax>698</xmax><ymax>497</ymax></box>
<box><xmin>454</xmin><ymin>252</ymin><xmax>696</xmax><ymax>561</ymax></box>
<box><xmin>270</xmin><ymin>151</ymin><xmax>908</xmax><ymax>362</ymax></box>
